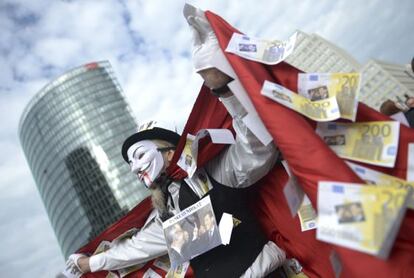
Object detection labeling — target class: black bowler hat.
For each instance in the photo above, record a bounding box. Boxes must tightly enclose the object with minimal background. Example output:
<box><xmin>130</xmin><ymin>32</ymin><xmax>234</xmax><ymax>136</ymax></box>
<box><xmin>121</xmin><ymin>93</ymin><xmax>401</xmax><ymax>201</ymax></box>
<box><xmin>121</xmin><ymin>127</ymin><xmax>181</xmax><ymax>163</ymax></box>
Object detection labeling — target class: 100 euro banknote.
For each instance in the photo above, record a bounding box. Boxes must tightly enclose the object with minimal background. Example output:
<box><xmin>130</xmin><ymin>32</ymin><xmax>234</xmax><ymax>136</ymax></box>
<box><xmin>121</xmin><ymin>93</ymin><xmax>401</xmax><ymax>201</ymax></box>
<box><xmin>225</xmin><ymin>32</ymin><xmax>297</xmax><ymax>65</ymax></box>
<box><xmin>298</xmin><ymin>73</ymin><xmax>360</xmax><ymax>121</ymax></box>
<box><xmin>316</xmin><ymin>121</ymin><xmax>400</xmax><ymax>167</ymax></box>
<box><xmin>261</xmin><ymin>80</ymin><xmax>340</xmax><ymax>121</ymax></box>
<box><xmin>317</xmin><ymin>181</ymin><xmax>410</xmax><ymax>258</ymax></box>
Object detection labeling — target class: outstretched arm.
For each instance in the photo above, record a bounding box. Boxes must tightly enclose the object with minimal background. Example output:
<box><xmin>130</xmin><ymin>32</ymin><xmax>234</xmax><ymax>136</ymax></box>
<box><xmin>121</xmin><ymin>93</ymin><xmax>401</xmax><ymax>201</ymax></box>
<box><xmin>66</xmin><ymin>210</ymin><xmax>168</xmax><ymax>273</ymax></box>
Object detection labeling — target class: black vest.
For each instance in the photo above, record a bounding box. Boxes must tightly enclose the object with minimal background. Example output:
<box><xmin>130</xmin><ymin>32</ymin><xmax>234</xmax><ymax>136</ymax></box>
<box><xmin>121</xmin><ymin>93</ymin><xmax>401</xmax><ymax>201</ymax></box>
<box><xmin>405</xmin><ymin>108</ymin><xmax>414</xmax><ymax>127</ymax></box>
<box><xmin>178</xmin><ymin>175</ymin><xmax>267</xmax><ymax>278</ymax></box>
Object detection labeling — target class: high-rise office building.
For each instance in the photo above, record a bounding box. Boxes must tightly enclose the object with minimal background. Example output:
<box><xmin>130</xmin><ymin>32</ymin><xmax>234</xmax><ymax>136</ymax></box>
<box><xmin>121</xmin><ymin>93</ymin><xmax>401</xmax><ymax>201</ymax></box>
<box><xmin>359</xmin><ymin>60</ymin><xmax>414</xmax><ymax>110</ymax></box>
<box><xmin>285</xmin><ymin>30</ymin><xmax>361</xmax><ymax>73</ymax></box>
<box><xmin>19</xmin><ymin>61</ymin><xmax>149</xmax><ymax>258</ymax></box>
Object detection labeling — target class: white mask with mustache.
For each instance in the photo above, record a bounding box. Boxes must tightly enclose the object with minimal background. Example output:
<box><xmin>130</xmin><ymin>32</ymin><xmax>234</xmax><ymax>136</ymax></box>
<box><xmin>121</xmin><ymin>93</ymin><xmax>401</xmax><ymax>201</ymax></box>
<box><xmin>127</xmin><ymin>140</ymin><xmax>165</xmax><ymax>188</ymax></box>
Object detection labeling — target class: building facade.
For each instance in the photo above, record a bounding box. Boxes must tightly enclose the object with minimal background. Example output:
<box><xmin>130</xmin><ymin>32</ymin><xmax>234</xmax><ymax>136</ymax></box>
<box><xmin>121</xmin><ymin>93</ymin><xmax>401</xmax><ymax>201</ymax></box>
<box><xmin>285</xmin><ymin>31</ymin><xmax>414</xmax><ymax>110</ymax></box>
<box><xmin>359</xmin><ymin>60</ymin><xmax>414</xmax><ymax>110</ymax></box>
<box><xmin>19</xmin><ymin>61</ymin><xmax>149</xmax><ymax>258</ymax></box>
<box><xmin>285</xmin><ymin>30</ymin><xmax>361</xmax><ymax>73</ymax></box>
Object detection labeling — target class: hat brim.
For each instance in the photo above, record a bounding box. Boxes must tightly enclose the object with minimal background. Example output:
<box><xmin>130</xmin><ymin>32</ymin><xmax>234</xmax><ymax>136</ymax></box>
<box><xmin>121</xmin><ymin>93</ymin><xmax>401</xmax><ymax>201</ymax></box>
<box><xmin>122</xmin><ymin>127</ymin><xmax>180</xmax><ymax>162</ymax></box>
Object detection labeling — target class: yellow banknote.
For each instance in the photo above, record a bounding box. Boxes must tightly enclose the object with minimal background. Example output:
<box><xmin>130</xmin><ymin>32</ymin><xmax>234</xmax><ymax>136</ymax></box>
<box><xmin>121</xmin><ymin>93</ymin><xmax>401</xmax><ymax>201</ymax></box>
<box><xmin>225</xmin><ymin>32</ymin><xmax>297</xmax><ymax>65</ymax></box>
<box><xmin>316</xmin><ymin>121</ymin><xmax>400</xmax><ymax>167</ymax></box>
<box><xmin>298</xmin><ymin>195</ymin><xmax>317</xmax><ymax>231</ymax></box>
<box><xmin>166</xmin><ymin>262</ymin><xmax>190</xmax><ymax>278</ymax></box>
<box><xmin>346</xmin><ymin>161</ymin><xmax>414</xmax><ymax>209</ymax></box>
<box><xmin>261</xmin><ymin>80</ymin><xmax>341</xmax><ymax>122</ymax></box>
<box><xmin>298</xmin><ymin>73</ymin><xmax>360</xmax><ymax>121</ymax></box>
<box><xmin>93</xmin><ymin>240</ymin><xmax>111</xmax><ymax>255</ymax></box>
<box><xmin>177</xmin><ymin>134</ymin><xmax>197</xmax><ymax>177</ymax></box>
<box><xmin>317</xmin><ymin>181</ymin><xmax>409</xmax><ymax>258</ymax></box>
<box><xmin>118</xmin><ymin>265</ymin><xmax>145</xmax><ymax>278</ymax></box>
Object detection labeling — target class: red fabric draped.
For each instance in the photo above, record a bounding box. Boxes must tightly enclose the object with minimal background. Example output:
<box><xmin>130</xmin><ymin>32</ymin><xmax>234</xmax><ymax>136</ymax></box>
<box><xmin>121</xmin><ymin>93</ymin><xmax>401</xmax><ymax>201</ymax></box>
<box><xmin>78</xmin><ymin>10</ymin><xmax>414</xmax><ymax>278</ymax></box>
<box><xmin>77</xmin><ymin>198</ymin><xmax>168</xmax><ymax>278</ymax></box>
<box><xmin>202</xmin><ymin>10</ymin><xmax>414</xmax><ymax>278</ymax></box>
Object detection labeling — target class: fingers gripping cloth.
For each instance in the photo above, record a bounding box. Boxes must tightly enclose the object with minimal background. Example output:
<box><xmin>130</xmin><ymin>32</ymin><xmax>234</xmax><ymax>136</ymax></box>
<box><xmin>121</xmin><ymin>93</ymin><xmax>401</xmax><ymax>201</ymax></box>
<box><xmin>183</xmin><ymin>3</ymin><xmax>220</xmax><ymax>72</ymax></box>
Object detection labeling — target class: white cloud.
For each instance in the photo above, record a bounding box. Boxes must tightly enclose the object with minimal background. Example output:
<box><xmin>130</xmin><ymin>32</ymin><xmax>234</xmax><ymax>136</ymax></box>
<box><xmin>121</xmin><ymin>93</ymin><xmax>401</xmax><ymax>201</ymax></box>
<box><xmin>126</xmin><ymin>0</ymin><xmax>189</xmax><ymax>53</ymax></box>
<box><xmin>121</xmin><ymin>54</ymin><xmax>202</xmax><ymax>127</ymax></box>
<box><xmin>0</xmin><ymin>57</ymin><xmax>14</xmax><ymax>89</ymax></box>
<box><xmin>33</xmin><ymin>37</ymin><xmax>82</xmax><ymax>68</ymax></box>
<box><xmin>0</xmin><ymin>203</ymin><xmax>64</xmax><ymax>277</ymax></box>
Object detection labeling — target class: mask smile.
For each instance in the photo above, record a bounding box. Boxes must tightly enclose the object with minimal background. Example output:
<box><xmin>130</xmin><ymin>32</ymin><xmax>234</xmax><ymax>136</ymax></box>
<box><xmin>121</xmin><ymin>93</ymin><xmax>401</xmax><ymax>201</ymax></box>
<box><xmin>137</xmin><ymin>162</ymin><xmax>152</xmax><ymax>183</ymax></box>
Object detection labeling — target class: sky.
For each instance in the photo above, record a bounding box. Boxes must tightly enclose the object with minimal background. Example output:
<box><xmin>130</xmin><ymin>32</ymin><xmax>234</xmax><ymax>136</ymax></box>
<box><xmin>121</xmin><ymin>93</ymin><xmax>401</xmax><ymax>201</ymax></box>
<box><xmin>0</xmin><ymin>0</ymin><xmax>413</xmax><ymax>277</ymax></box>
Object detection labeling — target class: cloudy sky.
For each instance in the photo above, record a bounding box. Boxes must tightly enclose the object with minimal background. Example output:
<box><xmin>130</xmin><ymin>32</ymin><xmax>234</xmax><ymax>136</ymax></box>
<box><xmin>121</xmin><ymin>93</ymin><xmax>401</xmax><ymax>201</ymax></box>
<box><xmin>0</xmin><ymin>0</ymin><xmax>412</xmax><ymax>277</ymax></box>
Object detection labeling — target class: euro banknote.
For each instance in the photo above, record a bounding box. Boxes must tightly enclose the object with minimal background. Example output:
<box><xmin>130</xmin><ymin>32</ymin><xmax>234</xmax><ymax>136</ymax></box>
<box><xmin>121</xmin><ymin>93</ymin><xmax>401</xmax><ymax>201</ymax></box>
<box><xmin>316</xmin><ymin>121</ymin><xmax>400</xmax><ymax>167</ymax></box>
<box><xmin>346</xmin><ymin>161</ymin><xmax>414</xmax><ymax>209</ymax></box>
<box><xmin>281</xmin><ymin>161</ymin><xmax>317</xmax><ymax>231</ymax></box>
<box><xmin>298</xmin><ymin>195</ymin><xmax>317</xmax><ymax>231</ymax></box>
<box><xmin>298</xmin><ymin>73</ymin><xmax>360</xmax><ymax>121</ymax></box>
<box><xmin>166</xmin><ymin>262</ymin><xmax>190</xmax><ymax>278</ymax></box>
<box><xmin>177</xmin><ymin>134</ymin><xmax>197</xmax><ymax>178</ymax></box>
<box><xmin>261</xmin><ymin>80</ymin><xmax>340</xmax><ymax>122</ymax></box>
<box><xmin>317</xmin><ymin>181</ymin><xmax>409</xmax><ymax>258</ymax></box>
<box><xmin>177</xmin><ymin>129</ymin><xmax>235</xmax><ymax>178</ymax></box>
<box><xmin>225</xmin><ymin>32</ymin><xmax>297</xmax><ymax>65</ymax></box>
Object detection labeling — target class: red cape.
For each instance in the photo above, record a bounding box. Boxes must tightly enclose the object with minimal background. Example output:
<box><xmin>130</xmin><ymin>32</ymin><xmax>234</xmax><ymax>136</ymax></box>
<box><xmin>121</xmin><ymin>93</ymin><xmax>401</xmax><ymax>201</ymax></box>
<box><xmin>201</xmin><ymin>11</ymin><xmax>414</xmax><ymax>278</ymax></box>
<box><xmin>78</xmin><ymin>10</ymin><xmax>414</xmax><ymax>278</ymax></box>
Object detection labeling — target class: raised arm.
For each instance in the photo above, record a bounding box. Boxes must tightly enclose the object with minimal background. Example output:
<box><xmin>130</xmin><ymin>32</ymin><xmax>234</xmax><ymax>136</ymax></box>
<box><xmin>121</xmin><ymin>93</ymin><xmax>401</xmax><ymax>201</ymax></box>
<box><xmin>202</xmin><ymin>71</ymin><xmax>279</xmax><ymax>188</ymax></box>
<box><xmin>184</xmin><ymin>5</ymin><xmax>279</xmax><ymax>188</ymax></box>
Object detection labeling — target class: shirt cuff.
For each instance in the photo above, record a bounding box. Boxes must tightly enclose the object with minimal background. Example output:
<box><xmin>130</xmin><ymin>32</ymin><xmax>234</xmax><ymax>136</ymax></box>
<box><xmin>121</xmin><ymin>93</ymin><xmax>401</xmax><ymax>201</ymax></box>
<box><xmin>220</xmin><ymin>95</ymin><xmax>247</xmax><ymax>118</ymax></box>
<box><xmin>89</xmin><ymin>253</ymin><xmax>106</xmax><ymax>273</ymax></box>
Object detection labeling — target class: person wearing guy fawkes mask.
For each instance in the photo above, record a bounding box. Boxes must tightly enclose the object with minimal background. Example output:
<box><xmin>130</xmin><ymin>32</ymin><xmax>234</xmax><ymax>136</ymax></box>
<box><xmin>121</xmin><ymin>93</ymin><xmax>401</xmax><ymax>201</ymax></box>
<box><xmin>64</xmin><ymin>4</ymin><xmax>287</xmax><ymax>278</ymax></box>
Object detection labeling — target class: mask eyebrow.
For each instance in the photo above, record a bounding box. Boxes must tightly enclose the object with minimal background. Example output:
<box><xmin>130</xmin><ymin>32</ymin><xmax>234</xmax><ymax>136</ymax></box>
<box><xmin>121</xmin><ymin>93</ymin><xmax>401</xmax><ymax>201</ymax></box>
<box><xmin>132</xmin><ymin>146</ymin><xmax>143</xmax><ymax>159</ymax></box>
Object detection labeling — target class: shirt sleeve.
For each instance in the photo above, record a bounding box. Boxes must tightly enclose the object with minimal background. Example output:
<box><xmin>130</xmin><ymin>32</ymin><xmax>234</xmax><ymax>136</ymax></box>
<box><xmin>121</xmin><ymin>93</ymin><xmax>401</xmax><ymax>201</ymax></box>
<box><xmin>205</xmin><ymin>95</ymin><xmax>279</xmax><ymax>188</ymax></box>
<box><xmin>89</xmin><ymin>210</ymin><xmax>168</xmax><ymax>272</ymax></box>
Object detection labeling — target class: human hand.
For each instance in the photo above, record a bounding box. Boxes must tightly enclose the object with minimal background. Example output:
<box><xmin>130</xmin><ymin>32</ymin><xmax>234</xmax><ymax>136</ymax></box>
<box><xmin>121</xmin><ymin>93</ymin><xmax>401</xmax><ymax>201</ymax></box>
<box><xmin>68</xmin><ymin>253</ymin><xmax>91</xmax><ymax>274</ymax></box>
<box><xmin>62</xmin><ymin>255</ymin><xmax>84</xmax><ymax>278</ymax></box>
<box><xmin>183</xmin><ymin>3</ymin><xmax>220</xmax><ymax>73</ymax></box>
<box><xmin>198</xmin><ymin>68</ymin><xmax>232</xmax><ymax>91</ymax></box>
<box><xmin>395</xmin><ymin>100</ymin><xmax>410</xmax><ymax>112</ymax></box>
<box><xmin>380</xmin><ymin>99</ymin><xmax>405</xmax><ymax>115</ymax></box>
